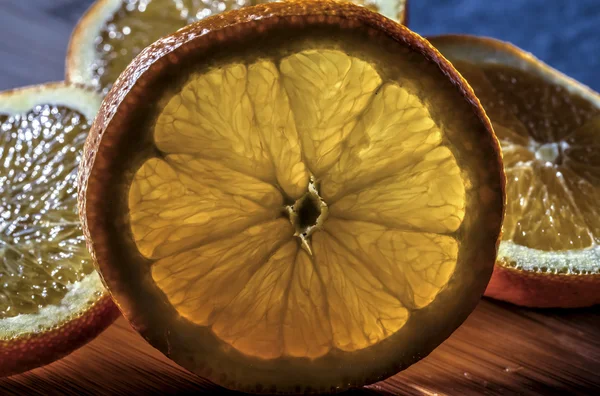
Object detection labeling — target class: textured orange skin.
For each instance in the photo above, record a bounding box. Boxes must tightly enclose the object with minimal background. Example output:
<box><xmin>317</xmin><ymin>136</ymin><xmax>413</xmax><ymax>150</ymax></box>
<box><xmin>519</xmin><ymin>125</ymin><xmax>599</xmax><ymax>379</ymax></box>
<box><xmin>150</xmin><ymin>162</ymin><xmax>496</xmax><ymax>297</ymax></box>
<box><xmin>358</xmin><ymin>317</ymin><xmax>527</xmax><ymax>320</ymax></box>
<box><xmin>0</xmin><ymin>294</ymin><xmax>119</xmax><ymax>377</ymax></box>
<box><xmin>486</xmin><ymin>266</ymin><xmax>600</xmax><ymax>308</ymax></box>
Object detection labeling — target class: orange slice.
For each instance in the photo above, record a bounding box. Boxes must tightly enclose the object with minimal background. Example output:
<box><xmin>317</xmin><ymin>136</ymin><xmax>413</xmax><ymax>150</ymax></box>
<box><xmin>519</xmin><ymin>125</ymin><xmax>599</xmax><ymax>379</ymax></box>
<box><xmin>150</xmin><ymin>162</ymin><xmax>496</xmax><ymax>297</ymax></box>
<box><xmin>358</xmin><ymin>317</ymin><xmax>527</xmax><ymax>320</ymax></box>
<box><xmin>431</xmin><ymin>35</ymin><xmax>600</xmax><ymax>308</ymax></box>
<box><xmin>66</xmin><ymin>0</ymin><xmax>408</xmax><ymax>94</ymax></box>
<box><xmin>0</xmin><ymin>83</ymin><xmax>119</xmax><ymax>376</ymax></box>
<box><xmin>79</xmin><ymin>2</ymin><xmax>504</xmax><ymax>393</ymax></box>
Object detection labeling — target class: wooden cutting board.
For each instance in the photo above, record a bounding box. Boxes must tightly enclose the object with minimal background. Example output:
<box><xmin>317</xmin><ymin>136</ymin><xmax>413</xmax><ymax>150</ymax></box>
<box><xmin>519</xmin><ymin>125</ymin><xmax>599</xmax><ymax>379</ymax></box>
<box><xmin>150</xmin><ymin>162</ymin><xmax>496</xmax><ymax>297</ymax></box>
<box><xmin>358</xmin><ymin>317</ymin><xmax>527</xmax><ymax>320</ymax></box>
<box><xmin>1</xmin><ymin>1</ymin><xmax>599</xmax><ymax>395</ymax></box>
<box><xmin>2</xmin><ymin>300</ymin><xmax>600</xmax><ymax>395</ymax></box>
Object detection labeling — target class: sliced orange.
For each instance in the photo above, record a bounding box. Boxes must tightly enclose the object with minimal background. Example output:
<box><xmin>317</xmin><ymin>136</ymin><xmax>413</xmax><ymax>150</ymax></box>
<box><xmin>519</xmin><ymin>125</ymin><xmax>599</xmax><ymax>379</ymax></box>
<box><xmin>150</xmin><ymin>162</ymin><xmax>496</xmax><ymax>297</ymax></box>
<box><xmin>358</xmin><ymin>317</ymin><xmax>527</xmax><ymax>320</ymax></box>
<box><xmin>0</xmin><ymin>83</ymin><xmax>119</xmax><ymax>376</ymax></box>
<box><xmin>431</xmin><ymin>35</ymin><xmax>600</xmax><ymax>308</ymax></box>
<box><xmin>78</xmin><ymin>2</ymin><xmax>504</xmax><ymax>393</ymax></box>
<box><xmin>66</xmin><ymin>0</ymin><xmax>408</xmax><ymax>94</ymax></box>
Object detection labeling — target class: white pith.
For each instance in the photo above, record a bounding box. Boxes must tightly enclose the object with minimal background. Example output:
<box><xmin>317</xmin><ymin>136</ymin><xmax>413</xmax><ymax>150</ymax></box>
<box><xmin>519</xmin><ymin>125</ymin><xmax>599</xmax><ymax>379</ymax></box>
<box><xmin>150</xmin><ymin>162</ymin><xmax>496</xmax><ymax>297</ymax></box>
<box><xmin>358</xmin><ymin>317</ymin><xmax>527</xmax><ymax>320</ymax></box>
<box><xmin>66</xmin><ymin>0</ymin><xmax>122</xmax><ymax>86</ymax></box>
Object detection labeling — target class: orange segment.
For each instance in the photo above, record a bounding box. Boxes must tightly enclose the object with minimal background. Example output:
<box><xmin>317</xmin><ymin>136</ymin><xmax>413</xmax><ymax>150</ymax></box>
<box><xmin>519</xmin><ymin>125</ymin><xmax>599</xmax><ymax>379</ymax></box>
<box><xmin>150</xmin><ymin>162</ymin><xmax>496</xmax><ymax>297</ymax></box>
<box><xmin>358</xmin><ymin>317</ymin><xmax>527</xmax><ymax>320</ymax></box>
<box><xmin>329</xmin><ymin>146</ymin><xmax>464</xmax><ymax>233</ymax></box>
<box><xmin>312</xmin><ymin>231</ymin><xmax>409</xmax><ymax>352</ymax></box>
<box><xmin>129</xmin><ymin>157</ymin><xmax>278</xmax><ymax>258</ymax></box>
<box><xmin>151</xmin><ymin>219</ymin><xmax>293</xmax><ymax>329</ymax></box>
<box><xmin>248</xmin><ymin>61</ymin><xmax>309</xmax><ymax>199</ymax></box>
<box><xmin>154</xmin><ymin>64</ymin><xmax>274</xmax><ymax>182</ymax></box>
<box><xmin>501</xmin><ymin>144</ymin><xmax>534</xmax><ymax>167</ymax></box>
<box><xmin>167</xmin><ymin>155</ymin><xmax>282</xmax><ymax>208</ymax></box>
<box><xmin>211</xmin><ymin>240</ymin><xmax>298</xmax><ymax>359</ymax></box>
<box><xmin>283</xmin><ymin>247</ymin><xmax>332</xmax><ymax>358</ymax></box>
<box><xmin>561</xmin><ymin>171</ymin><xmax>600</xmax><ymax>239</ymax></box>
<box><xmin>473</xmin><ymin>61</ymin><xmax>596</xmax><ymax>142</ymax></box>
<box><xmin>510</xmin><ymin>164</ymin><xmax>592</xmax><ymax>250</ymax></box>
<box><xmin>325</xmin><ymin>218</ymin><xmax>458</xmax><ymax>309</ymax></box>
<box><xmin>280</xmin><ymin>50</ymin><xmax>382</xmax><ymax>176</ymax></box>
<box><xmin>502</xmin><ymin>166</ymin><xmax>534</xmax><ymax>241</ymax></box>
<box><xmin>320</xmin><ymin>82</ymin><xmax>442</xmax><ymax>201</ymax></box>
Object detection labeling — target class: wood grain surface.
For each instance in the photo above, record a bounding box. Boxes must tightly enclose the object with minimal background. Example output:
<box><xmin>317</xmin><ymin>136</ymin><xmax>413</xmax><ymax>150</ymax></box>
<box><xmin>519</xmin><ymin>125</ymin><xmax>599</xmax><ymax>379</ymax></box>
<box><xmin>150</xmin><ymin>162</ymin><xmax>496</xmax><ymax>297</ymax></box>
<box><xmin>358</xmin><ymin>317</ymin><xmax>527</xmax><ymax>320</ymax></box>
<box><xmin>2</xmin><ymin>302</ymin><xmax>600</xmax><ymax>395</ymax></box>
<box><xmin>1</xmin><ymin>1</ymin><xmax>600</xmax><ymax>395</ymax></box>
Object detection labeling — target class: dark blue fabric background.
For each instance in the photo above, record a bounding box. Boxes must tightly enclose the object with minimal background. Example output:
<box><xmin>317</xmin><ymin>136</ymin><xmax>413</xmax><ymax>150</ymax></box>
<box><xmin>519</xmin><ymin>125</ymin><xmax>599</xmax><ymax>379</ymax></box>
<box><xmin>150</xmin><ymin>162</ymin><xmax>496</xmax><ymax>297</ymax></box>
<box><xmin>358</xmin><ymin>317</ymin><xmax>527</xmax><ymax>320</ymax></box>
<box><xmin>410</xmin><ymin>0</ymin><xmax>600</xmax><ymax>91</ymax></box>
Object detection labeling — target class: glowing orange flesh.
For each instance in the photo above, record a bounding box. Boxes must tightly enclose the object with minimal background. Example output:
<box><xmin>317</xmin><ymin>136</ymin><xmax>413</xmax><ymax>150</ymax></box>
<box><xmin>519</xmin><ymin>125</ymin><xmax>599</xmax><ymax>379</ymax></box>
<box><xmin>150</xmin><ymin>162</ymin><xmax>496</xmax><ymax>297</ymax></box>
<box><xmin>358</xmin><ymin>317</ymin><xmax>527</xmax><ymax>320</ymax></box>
<box><xmin>454</xmin><ymin>62</ymin><xmax>600</xmax><ymax>256</ymax></box>
<box><xmin>0</xmin><ymin>107</ymin><xmax>94</xmax><ymax>319</ymax></box>
<box><xmin>128</xmin><ymin>50</ymin><xmax>466</xmax><ymax>359</ymax></box>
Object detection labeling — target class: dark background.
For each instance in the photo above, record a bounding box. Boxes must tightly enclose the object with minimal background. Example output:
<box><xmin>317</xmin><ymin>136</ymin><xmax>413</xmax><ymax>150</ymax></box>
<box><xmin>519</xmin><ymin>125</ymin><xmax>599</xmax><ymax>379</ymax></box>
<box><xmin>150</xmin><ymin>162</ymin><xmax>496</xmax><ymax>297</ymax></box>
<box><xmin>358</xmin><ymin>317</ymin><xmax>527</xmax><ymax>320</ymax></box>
<box><xmin>0</xmin><ymin>0</ymin><xmax>598</xmax><ymax>91</ymax></box>
<box><xmin>1</xmin><ymin>2</ymin><xmax>600</xmax><ymax>395</ymax></box>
